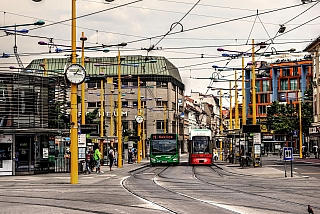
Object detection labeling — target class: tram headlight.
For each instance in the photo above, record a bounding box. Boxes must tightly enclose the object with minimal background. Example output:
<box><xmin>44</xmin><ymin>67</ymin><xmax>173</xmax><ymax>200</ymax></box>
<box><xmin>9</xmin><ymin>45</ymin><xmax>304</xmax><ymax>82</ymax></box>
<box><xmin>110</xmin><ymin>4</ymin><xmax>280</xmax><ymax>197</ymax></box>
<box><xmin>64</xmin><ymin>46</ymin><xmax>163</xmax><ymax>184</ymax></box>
<box><xmin>150</xmin><ymin>158</ymin><xmax>155</xmax><ymax>162</ymax></box>
<box><xmin>173</xmin><ymin>158</ymin><xmax>178</xmax><ymax>161</ymax></box>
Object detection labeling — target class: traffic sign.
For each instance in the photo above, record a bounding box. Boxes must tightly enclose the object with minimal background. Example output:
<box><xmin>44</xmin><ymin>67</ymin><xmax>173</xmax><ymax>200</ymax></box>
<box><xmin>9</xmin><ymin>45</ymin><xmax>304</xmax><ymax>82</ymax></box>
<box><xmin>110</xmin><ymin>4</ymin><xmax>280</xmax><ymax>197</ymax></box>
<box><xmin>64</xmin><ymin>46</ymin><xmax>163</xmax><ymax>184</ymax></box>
<box><xmin>283</xmin><ymin>147</ymin><xmax>294</xmax><ymax>161</ymax></box>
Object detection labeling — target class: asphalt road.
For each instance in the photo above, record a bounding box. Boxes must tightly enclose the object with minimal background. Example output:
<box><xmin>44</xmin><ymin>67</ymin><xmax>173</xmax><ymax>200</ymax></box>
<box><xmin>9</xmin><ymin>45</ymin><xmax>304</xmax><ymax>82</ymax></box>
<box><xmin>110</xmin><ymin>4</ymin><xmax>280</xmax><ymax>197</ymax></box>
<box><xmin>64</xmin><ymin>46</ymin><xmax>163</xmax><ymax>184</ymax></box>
<box><xmin>0</xmin><ymin>155</ymin><xmax>319</xmax><ymax>214</ymax></box>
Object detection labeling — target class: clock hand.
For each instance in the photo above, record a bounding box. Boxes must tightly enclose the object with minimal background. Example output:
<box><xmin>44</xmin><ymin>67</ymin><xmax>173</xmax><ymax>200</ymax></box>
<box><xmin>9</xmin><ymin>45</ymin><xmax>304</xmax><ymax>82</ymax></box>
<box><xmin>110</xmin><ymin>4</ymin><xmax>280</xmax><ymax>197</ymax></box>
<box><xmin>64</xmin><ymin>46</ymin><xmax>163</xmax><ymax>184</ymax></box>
<box><xmin>74</xmin><ymin>68</ymin><xmax>79</xmax><ymax>75</ymax></box>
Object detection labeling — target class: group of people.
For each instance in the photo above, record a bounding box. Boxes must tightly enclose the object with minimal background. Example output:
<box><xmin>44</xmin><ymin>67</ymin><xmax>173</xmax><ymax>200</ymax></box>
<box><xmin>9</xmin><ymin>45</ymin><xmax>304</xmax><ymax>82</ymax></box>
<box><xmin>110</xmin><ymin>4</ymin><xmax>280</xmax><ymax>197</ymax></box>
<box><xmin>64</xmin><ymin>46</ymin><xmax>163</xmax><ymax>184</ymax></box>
<box><xmin>85</xmin><ymin>147</ymin><xmax>117</xmax><ymax>174</ymax></box>
<box><xmin>128</xmin><ymin>147</ymin><xmax>137</xmax><ymax>164</ymax></box>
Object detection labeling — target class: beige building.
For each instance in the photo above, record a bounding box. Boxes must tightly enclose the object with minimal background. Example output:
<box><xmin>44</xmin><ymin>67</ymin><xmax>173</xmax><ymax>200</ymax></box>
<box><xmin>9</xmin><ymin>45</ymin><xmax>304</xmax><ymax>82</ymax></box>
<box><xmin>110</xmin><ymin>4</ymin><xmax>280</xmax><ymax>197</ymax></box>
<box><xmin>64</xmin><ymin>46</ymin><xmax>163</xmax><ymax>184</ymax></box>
<box><xmin>29</xmin><ymin>55</ymin><xmax>186</xmax><ymax>151</ymax></box>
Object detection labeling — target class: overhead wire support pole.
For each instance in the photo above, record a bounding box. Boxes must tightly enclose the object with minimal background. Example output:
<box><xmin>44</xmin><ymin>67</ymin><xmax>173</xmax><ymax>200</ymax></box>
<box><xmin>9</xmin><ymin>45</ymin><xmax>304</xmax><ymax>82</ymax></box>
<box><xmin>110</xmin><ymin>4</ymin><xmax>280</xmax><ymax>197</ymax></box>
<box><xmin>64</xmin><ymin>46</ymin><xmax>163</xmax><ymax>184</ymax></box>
<box><xmin>117</xmin><ymin>50</ymin><xmax>123</xmax><ymax>168</ymax></box>
<box><xmin>70</xmin><ymin>0</ymin><xmax>78</xmax><ymax>184</ymax></box>
<box><xmin>252</xmin><ymin>39</ymin><xmax>257</xmax><ymax>125</ymax></box>
<box><xmin>219</xmin><ymin>89</ymin><xmax>223</xmax><ymax>161</ymax></box>
<box><xmin>137</xmin><ymin>76</ymin><xmax>142</xmax><ymax>163</ymax></box>
<box><xmin>81</xmin><ymin>32</ymin><xmax>86</xmax><ymax>125</ymax></box>
<box><xmin>242</xmin><ymin>57</ymin><xmax>246</xmax><ymax>126</ymax></box>
<box><xmin>100</xmin><ymin>79</ymin><xmax>104</xmax><ymax>158</ymax></box>
<box><xmin>299</xmin><ymin>90</ymin><xmax>303</xmax><ymax>159</ymax></box>
<box><xmin>235</xmin><ymin>70</ymin><xmax>239</xmax><ymax>130</ymax></box>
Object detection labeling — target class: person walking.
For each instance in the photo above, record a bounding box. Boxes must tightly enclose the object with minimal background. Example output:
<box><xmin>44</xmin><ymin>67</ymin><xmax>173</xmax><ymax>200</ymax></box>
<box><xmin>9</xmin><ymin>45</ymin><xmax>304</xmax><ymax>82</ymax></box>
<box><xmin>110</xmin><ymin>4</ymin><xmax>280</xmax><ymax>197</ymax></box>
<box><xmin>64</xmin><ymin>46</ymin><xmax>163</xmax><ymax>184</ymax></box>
<box><xmin>108</xmin><ymin>147</ymin><xmax>114</xmax><ymax>171</ymax></box>
<box><xmin>94</xmin><ymin>147</ymin><xmax>103</xmax><ymax>173</ymax></box>
<box><xmin>85</xmin><ymin>147</ymin><xmax>92</xmax><ymax>174</ymax></box>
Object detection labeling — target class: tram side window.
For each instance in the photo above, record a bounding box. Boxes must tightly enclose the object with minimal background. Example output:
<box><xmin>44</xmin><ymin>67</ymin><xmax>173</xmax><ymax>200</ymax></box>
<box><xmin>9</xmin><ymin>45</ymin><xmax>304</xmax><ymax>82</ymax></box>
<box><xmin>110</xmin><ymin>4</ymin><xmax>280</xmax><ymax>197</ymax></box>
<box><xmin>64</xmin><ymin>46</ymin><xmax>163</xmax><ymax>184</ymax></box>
<box><xmin>192</xmin><ymin>136</ymin><xmax>209</xmax><ymax>153</ymax></box>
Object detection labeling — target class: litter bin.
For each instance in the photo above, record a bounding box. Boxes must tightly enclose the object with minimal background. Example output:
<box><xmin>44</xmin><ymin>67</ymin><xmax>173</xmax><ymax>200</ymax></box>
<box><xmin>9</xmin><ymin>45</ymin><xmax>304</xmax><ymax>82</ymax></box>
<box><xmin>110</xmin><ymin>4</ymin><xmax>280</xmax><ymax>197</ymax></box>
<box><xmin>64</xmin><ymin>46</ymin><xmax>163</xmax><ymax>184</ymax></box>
<box><xmin>78</xmin><ymin>160</ymin><xmax>84</xmax><ymax>173</ymax></box>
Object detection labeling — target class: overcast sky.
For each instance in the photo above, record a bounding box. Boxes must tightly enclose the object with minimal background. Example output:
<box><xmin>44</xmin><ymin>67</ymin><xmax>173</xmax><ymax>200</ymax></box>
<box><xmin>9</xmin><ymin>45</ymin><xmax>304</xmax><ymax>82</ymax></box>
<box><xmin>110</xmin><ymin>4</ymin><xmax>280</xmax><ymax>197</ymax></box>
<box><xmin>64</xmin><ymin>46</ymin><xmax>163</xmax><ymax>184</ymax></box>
<box><xmin>0</xmin><ymin>0</ymin><xmax>319</xmax><ymax>101</ymax></box>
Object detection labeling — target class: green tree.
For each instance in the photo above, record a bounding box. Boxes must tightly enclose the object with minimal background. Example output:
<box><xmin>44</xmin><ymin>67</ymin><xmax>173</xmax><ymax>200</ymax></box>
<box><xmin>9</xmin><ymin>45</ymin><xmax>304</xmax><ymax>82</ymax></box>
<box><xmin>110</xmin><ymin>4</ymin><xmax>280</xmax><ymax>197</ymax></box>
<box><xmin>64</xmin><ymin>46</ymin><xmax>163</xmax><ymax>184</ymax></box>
<box><xmin>266</xmin><ymin>89</ymin><xmax>313</xmax><ymax>136</ymax></box>
<box><xmin>85</xmin><ymin>108</ymin><xmax>99</xmax><ymax>124</ymax></box>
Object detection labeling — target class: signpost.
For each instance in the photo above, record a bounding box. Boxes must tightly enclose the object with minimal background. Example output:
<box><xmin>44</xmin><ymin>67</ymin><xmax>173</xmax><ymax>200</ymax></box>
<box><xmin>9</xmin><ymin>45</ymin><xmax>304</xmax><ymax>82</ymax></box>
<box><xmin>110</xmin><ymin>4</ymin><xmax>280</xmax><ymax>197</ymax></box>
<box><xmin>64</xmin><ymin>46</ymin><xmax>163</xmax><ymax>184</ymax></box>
<box><xmin>283</xmin><ymin>147</ymin><xmax>294</xmax><ymax>177</ymax></box>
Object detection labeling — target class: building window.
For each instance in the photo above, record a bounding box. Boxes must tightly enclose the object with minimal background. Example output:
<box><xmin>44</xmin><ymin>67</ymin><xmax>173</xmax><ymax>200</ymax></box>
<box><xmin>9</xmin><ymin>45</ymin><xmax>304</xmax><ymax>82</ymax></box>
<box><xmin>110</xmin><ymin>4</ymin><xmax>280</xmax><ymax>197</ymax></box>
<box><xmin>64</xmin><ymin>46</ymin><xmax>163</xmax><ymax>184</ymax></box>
<box><xmin>256</xmin><ymin>81</ymin><xmax>260</xmax><ymax>92</ymax></box>
<box><xmin>88</xmin><ymin>102</ymin><xmax>96</xmax><ymax>108</ymax></box>
<box><xmin>280</xmin><ymin>79</ymin><xmax>288</xmax><ymax>90</ymax></box>
<box><xmin>87</xmin><ymin>82</ymin><xmax>101</xmax><ymax>89</ymax></box>
<box><xmin>279</xmin><ymin>92</ymin><xmax>286</xmax><ymax>102</ymax></box>
<box><xmin>156</xmin><ymin>81</ymin><xmax>168</xmax><ymax>88</ymax></box>
<box><xmin>132</xmin><ymin>81</ymin><xmax>138</xmax><ymax>86</ymax></box>
<box><xmin>172</xmin><ymin>121</ymin><xmax>176</xmax><ymax>133</ymax></box>
<box><xmin>262</xmin><ymin>80</ymin><xmax>269</xmax><ymax>92</ymax></box>
<box><xmin>288</xmin><ymin>92</ymin><xmax>296</xmax><ymax>102</ymax></box>
<box><xmin>172</xmin><ymin>84</ymin><xmax>176</xmax><ymax>91</ymax></box>
<box><xmin>122</xmin><ymin>101</ymin><xmax>128</xmax><ymax>107</ymax></box>
<box><xmin>258</xmin><ymin>106</ymin><xmax>267</xmax><ymax>114</ymax></box>
<box><xmin>282</xmin><ymin>68</ymin><xmax>290</xmax><ymax>76</ymax></box>
<box><xmin>156</xmin><ymin>120</ymin><xmax>167</xmax><ymax>132</ymax></box>
<box><xmin>290</xmin><ymin>79</ymin><xmax>298</xmax><ymax>90</ymax></box>
<box><xmin>156</xmin><ymin>101</ymin><xmax>168</xmax><ymax>107</ymax></box>
<box><xmin>122</xmin><ymin>81</ymin><xmax>129</xmax><ymax>86</ymax></box>
<box><xmin>179</xmin><ymin>88</ymin><xmax>183</xmax><ymax>95</ymax></box>
<box><xmin>293</xmin><ymin>67</ymin><xmax>299</xmax><ymax>76</ymax></box>
<box><xmin>260</xmin><ymin>94</ymin><xmax>268</xmax><ymax>103</ymax></box>
<box><xmin>133</xmin><ymin>101</ymin><xmax>138</xmax><ymax>107</ymax></box>
<box><xmin>172</xmin><ymin>102</ymin><xmax>176</xmax><ymax>110</ymax></box>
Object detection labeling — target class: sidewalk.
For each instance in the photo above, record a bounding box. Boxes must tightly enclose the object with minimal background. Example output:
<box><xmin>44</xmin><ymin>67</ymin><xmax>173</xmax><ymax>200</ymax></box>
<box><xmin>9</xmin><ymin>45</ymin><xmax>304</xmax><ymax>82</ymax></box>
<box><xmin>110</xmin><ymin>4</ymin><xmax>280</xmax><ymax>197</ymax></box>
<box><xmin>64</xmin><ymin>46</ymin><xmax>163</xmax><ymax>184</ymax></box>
<box><xmin>0</xmin><ymin>158</ymin><xmax>150</xmax><ymax>185</ymax></box>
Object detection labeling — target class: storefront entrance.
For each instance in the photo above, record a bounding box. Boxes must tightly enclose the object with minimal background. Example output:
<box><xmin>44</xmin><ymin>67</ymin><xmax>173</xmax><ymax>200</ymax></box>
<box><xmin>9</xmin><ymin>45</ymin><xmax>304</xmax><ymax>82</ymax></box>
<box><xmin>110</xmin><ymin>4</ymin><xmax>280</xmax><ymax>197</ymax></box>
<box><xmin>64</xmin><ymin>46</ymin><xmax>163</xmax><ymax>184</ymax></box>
<box><xmin>15</xmin><ymin>135</ymin><xmax>34</xmax><ymax>175</ymax></box>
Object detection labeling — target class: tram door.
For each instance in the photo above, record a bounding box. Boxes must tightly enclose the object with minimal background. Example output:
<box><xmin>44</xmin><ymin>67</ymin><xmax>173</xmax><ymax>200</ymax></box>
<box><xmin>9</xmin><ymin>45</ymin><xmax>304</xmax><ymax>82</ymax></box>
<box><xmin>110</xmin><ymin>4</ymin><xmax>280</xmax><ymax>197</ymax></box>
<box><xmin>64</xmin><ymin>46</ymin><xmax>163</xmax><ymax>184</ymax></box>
<box><xmin>15</xmin><ymin>135</ymin><xmax>35</xmax><ymax>175</ymax></box>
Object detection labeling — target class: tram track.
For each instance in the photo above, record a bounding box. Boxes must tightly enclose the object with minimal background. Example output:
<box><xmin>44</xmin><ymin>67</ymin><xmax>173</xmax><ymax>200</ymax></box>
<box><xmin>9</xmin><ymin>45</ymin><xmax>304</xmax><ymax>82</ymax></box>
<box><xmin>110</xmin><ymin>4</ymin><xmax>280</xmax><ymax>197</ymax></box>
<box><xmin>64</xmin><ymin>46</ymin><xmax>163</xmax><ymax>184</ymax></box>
<box><xmin>121</xmin><ymin>166</ymin><xmax>179</xmax><ymax>214</ymax></box>
<box><xmin>122</xmin><ymin>165</ymin><xmax>241</xmax><ymax>214</ymax></box>
<box><xmin>212</xmin><ymin>164</ymin><xmax>317</xmax><ymax>198</ymax></box>
<box><xmin>193</xmin><ymin>165</ymin><xmax>320</xmax><ymax>213</ymax></box>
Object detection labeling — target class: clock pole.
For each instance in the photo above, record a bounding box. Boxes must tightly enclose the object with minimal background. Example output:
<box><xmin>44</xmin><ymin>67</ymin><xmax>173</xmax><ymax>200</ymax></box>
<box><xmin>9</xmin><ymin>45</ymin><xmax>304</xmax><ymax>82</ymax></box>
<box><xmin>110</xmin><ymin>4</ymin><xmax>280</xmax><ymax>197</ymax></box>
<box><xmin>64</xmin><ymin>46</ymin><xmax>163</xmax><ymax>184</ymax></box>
<box><xmin>70</xmin><ymin>0</ymin><xmax>78</xmax><ymax>184</ymax></box>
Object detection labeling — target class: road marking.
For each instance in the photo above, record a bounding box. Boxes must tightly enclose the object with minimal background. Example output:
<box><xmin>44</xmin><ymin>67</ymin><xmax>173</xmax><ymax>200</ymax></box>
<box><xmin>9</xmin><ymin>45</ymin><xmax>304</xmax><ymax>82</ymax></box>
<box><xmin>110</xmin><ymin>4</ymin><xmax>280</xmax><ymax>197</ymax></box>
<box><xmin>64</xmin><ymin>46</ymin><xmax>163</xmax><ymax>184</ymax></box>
<box><xmin>300</xmin><ymin>172</ymin><xmax>320</xmax><ymax>174</ymax></box>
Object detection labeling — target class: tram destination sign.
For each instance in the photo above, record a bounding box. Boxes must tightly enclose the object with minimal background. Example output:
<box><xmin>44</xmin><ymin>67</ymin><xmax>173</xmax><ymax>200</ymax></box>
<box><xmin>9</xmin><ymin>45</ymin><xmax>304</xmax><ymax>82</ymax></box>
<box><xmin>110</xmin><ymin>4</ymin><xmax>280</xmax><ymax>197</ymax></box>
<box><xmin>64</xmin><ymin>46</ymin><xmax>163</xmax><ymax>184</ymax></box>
<box><xmin>152</xmin><ymin>134</ymin><xmax>176</xmax><ymax>140</ymax></box>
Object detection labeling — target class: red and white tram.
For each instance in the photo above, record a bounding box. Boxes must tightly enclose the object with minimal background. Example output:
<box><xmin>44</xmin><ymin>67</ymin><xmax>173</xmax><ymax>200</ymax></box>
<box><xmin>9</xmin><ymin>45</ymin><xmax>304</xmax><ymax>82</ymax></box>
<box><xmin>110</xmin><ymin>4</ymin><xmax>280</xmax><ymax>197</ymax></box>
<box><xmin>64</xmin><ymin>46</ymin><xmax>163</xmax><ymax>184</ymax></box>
<box><xmin>189</xmin><ymin>129</ymin><xmax>213</xmax><ymax>165</ymax></box>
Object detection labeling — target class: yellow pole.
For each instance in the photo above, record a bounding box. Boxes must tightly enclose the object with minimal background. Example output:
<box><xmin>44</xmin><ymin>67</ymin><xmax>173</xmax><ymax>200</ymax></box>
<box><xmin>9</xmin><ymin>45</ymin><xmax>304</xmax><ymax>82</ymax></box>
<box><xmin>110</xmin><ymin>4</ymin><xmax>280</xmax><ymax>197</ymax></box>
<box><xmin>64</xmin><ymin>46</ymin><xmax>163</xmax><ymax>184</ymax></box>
<box><xmin>242</xmin><ymin>57</ymin><xmax>246</xmax><ymax>126</ymax></box>
<box><xmin>70</xmin><ymin>0</ymin><xmax>78</xmax><ymax>184</ymax></box>
<box><xmin>137</xmin><ymin>76</ymin><xmax>142</xmax><ymax>163</ymax></box>
<box><xmin>229</xmin><ymin>81</ymin><xmax>233</xmax><ymax>153</ymax></box>
<box><xmin>252</xmin><ymin>39</ymin><xmax>257</xmax><ymax>125</ymax></box>
<box><xmin>219</xmin><ymin>89</ymin><xmax>223</xmax><ymax>160</ymax></box>
<box><xmin>100</xmin><ymin>79</ymin><xmax>104</xmax><ymax>159</ymax></box>
<box><xmin>142</xmin><ymin>102</ymin><xmax>145</xmax><ymax>158</ymax></box>
<box><xmin>117</xmin><ymin>50</ymin><xmax>123</xmax><ymax>168</ymax></box>
<box><xmin>235</xmin><ymin>70</ymin><xmax>239</xmax><ymax>130</ymax></box>
<box><xmin>110</xmin><ymin>86</ymin><xmax>114</xmax><ymax>143</ymax></box>
<box><xmin>299</xmin><ymin>90</ymin><xmax>303</xmax><ymax>158</ymax></box>
<box><xmin>81</xmin><ymin>32</ymin><xmax>86</xmax><ymax>125</ymax></box>
<box><xmin>164</xmin><ymin>103</ymin><xmax>167</xmax><ymax>133</ymax></box>
<box><xmin>229</xmin><ymin>81</ymin><xmax>233</xmax><ymax>130</ymax></box>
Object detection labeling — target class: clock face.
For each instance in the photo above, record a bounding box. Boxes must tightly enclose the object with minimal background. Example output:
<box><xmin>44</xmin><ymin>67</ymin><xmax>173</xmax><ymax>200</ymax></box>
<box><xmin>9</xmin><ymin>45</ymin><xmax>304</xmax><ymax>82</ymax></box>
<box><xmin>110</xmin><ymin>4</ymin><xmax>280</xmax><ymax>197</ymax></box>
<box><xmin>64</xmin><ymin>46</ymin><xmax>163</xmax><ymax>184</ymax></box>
<box><xmin>65</xmin><ymin>64</ymin><xmax>86</xmax><ymax>84</ymax></box>
<box><xmin>135</xmin><ymin>115</ymin><xmax>144</xmax><ymax>124</ymax></box>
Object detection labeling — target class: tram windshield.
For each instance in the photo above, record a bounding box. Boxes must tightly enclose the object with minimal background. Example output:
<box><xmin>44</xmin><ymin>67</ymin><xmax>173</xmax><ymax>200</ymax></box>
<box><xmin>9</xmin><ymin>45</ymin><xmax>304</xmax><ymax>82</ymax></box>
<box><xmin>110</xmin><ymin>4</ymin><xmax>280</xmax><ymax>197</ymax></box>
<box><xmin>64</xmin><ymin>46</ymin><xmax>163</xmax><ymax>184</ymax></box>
<box><xmin>192</xmin><ymin>136</ymin><xmax>209</xmax><ymax>153</ymax></box>
<box><xmin>151</xmin><ymin>140</ymin><xmax>177</xmax><ymax>154</ymax></box>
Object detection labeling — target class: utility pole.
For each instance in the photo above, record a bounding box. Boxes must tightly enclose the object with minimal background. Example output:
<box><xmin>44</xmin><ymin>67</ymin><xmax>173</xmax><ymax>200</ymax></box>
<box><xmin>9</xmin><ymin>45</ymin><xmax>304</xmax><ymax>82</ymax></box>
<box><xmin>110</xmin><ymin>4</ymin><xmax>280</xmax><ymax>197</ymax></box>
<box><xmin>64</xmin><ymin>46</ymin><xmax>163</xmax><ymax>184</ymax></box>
<box><xmin>252</xmin><ymin>39</ymin><xmax>257</xmax><ymax>125</ymax></box>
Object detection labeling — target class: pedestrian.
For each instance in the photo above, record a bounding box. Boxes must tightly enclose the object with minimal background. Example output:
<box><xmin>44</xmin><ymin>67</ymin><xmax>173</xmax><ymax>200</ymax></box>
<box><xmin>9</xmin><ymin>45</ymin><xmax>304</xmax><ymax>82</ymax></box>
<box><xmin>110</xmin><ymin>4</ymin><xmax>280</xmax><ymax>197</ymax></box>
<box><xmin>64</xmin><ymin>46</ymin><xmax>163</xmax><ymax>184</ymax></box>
<box><xmin>279</xmin><ymin>147</ymin><xmax>283</xmax><ymax>159</ymax></box>
<box><xmin>94</xmin><ymin>147</ymin><xmax>103</xmax><ymax>173</ymax></box>
<box><xmin>128</xmin><ymin>148</ymin><xmax>133</xmax><ymax>163</ymax></box>
<box><xmin>108</xmin><ymin>147</ymin><xmax>114</xmax><ymax>171</ymax></box>
<box><xmin>133</xmin><ymin>148</ymin><xmax>137</xmax><ymax>163</ymax></box>
<box><xmin>113</xmin><ymin>148</ymin><xmax>118</xmax><ymax>166</ymax></box>
<box><xmin>85</xmin><ymin>147</ymin><xmax>92</xmax><ymax>174</ymax></box>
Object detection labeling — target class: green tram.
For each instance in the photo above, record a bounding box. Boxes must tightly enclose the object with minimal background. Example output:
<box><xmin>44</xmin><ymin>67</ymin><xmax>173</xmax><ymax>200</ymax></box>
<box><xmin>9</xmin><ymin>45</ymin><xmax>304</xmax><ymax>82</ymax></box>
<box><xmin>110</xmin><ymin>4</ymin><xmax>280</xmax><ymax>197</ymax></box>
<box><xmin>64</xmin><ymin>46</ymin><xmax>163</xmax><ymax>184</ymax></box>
<box><xmin>149</xmin><ymin>133</ymin><xmax>180</xmax><ymax>166</ymax></box>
